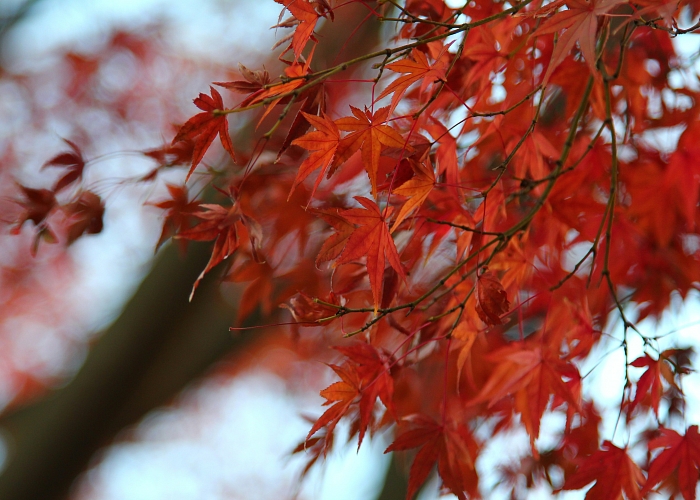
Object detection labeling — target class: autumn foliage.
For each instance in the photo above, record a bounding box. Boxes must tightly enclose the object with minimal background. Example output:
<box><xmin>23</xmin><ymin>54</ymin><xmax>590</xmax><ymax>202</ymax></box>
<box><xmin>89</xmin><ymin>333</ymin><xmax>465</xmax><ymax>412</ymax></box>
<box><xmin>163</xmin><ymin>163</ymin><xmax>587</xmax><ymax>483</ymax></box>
<box><xmin>9</xmin><ymin>0</ymin><xmax>700</xmax><ymax>497</ymax></box>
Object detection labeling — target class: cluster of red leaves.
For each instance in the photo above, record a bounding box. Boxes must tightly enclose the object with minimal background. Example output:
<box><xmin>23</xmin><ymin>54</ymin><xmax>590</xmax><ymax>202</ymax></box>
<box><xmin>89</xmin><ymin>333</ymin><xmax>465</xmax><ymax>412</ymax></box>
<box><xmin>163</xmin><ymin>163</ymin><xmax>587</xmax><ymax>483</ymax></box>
<box><xmin>10</xmin><ymin>140</ymin><xmax>104</xmax><ymax>254</ymax></box>
<box><xmin>16</xmin><ymin>0</ymin><xmax>700</xmax><ymax>497</ymax></box>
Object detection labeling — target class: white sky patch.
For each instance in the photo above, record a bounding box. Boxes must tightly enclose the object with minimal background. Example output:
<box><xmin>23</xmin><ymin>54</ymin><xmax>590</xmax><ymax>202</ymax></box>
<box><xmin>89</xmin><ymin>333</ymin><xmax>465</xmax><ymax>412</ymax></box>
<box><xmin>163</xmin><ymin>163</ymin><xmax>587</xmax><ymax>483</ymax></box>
<box><xmin>74</xmin><ymin>371</ymin><xmax>392</xmax><ymax>500</ymax></box>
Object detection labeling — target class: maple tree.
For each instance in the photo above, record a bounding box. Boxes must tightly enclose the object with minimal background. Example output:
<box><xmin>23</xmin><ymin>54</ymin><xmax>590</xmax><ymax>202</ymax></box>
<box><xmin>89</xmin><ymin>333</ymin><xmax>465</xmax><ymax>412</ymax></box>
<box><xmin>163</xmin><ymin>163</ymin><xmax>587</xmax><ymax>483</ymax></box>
<box><xmin>5</xmin><ymin>0</ymin><xmax>700</xmax><ymax>498</ymax></box>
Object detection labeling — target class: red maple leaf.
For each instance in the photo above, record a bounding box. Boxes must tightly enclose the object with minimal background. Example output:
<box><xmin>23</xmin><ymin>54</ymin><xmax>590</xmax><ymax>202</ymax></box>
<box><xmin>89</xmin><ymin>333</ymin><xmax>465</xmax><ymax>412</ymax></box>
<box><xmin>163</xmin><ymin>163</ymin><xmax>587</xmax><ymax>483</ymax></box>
<box><xmin>176</xmin><ymin>201</ymin><xmax>263</xmax><ymax>299</ymax></box>
<box><xmin>335</xmin><ymin>343</ymin><xmax>395</xmax><ymax>447</ymax></box>
<box><xmin>385</xmin><ymin>415</ymin><xmax>479</xmax><ymax>500</ymax></box>
<box><xmin>172</xmin><ymin>86</ymin><xmax>236</xmax><ymax>180</ymax></box>
<box><xmin>475</xmin><ymin>267</ymin><xmax>510</xmax><ymax>326</ymax></box>
<box><xmin>42</xmin><ymin>139</ymin><xmax>85</xmax><ymax>192</ymax></box>
<box><xmin>148</xmin><ymin>184</ymin><xmax>201</xmax><ymax>251</ymax></box>
<box><xmin>537</xmin><ymin>0</ymin><xmax>628</xmax><ymax>84</ymax></box>
<box><xmin>629</xmin><ymin>351</ymin><xmax>678</xmax><ymax>416</ymax></box>
<box><xmin>390</xmin><ymin>156</ymin><xmax>435</xmax><ymax>232</ymax></box>
<box><xmin>306</xmin><ymin>362</ymin><xmax>361</xmax><ymax>453</ymax></box>
<box><xmin>473</xmin><ymin>341</ymin><xmax>581</xmax><ymax>444</ymax></box>
<box><xmin>311</xmin><ymin>207</ymin><xmax>355</xmax><ymax>265</ymax></box>
<box><xmin>306</xmin><ymin>343</ymin><xmax>395</xmax><ymax>449</ymax></box>
<box><xmin>62</xmin><ymin>191</ymin><xmax>105</xmax><ymax>244</ymax></box>
<box><xmin>334</xmin><ymin>106</ymin><xmax>409</xmax><ymax>198</ymax></box>
<box><xmin>642</xmin><ymin>426</ymin><xmax>700</xmax><ymax>500</ymax></box>
<box><xmin>561</xmin><ymin>441</ymin><xmax>645</xmax><ymax>500</ymax></box>
<box><xmin>11</xmin><ymin>185</ymin><xmax>57</xmax><ymax>232</ymax></box>
<box><xmin>336</xmin><ymin>197</ymin><xmax>405</xmax><ymax>312</ymax></box>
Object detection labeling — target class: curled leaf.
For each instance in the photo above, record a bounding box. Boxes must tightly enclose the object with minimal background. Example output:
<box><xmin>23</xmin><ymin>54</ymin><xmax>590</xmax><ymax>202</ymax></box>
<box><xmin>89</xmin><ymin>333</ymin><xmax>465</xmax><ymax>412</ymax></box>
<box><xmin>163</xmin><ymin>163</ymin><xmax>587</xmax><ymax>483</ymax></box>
<box><xmin>281</xmin><ymin>292</ymin><xmax>338</xmax><ymax>325</ymax></box>
<box><xmin>62</xmin><ymin>191</ymin><xmax>105</xmax><ymax>244</ymax></box>
<box><xmin>475</xmin><ymin>267</ymin><xmax>509</xmax><ymax>326</ymax></box>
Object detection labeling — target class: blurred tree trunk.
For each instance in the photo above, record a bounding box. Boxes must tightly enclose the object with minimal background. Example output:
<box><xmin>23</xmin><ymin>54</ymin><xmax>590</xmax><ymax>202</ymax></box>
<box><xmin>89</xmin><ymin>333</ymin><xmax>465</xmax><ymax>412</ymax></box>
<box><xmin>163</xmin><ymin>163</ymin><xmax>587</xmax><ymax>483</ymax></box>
<box><xmin>377</xmin><ymin>454</ymin><xmax>409</xmax><ymax>500</ymax></box>
<box><xmin>0</xmin><ymin>242</ymin><xmax>248</xmax><ymax>500</ymax></box>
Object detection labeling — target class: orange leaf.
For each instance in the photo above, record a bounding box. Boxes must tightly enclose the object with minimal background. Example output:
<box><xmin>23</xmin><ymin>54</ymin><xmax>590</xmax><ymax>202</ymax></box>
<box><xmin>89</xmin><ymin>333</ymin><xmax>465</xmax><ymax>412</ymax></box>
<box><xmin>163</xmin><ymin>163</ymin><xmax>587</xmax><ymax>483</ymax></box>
<box><xmin>377</xmin><ymin>48</ymin><xmax>449</xmax><ymax>112</ymax></box>
<box><xmin>306</xmin><ymin>363</ymin><xmax>359</xmax><ymax>444</ymax></box>
<box><xmin>334</xmin><ymin>106</ymin><xmax>409</xmax><ymax>198</ymax></box>
<box><xmin>290</xmin><ymin>112</ymin><xmax>340</xmax><ymax>200</ymax></box>
<box><xmin>274</xmin><ymin>0</ymin><xmax>322</xmax><ymax>60</ymax></box>
<box><xmin>335</xmin><ymin>343</ymin><xmax>395</xmax><ymax>447</ymax></box>
<box><xmin>390</xmin><ymin>158</ymin><xmax>435</xmax><ymax>232</ymax></box>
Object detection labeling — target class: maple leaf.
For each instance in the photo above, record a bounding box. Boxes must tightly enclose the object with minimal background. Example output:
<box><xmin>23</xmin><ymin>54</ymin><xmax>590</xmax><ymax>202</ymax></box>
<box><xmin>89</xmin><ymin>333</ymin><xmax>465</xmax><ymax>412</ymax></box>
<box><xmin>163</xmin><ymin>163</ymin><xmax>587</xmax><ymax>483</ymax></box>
<box><xmin>334</xmin><ymin>106</ymin><xmax>410</xmax><ymax>198</ymax></box>
<box><xmin>248</xmin><ymin>56</ymin><xmax>313</xmax><ymax>124</ymax></box>
<box><xmin>11</xmin><ymin>185</ymin><xmax>57</xmax><ymax>232</ymax></box>
<box><xmin>306</xmin><ymin>363</ymin><xmax>360</xmax><ymax>452</ymax></box>
<box><xmin>225</xmin><ymin>260</ymin><xmax>275</xmax><ymax>321</ymax></box>
<box><xmin>62</xmin><ymin>191</ymin><xmax>105</xmax><ymax>244</ymax></box>
<box><xmin>42</xmin><ymin>139</ymin><xmax>85</xmax><ymax>192</ymax></box>
<box><xmin>291</xmin><ymin>428</ymin><xmax>333</xmax><ymax>478</ymax></box>
<box><xmin>289</xmin><ymin>112</ymin><xmax>340</xmax><ymax>199</ymax></box>
<box><xmin>473</xmin><ymin>341</ymin><xmax>581</xmax><ymax>444</ymax></box>
<box><xmin>385</xmin><ymin>416</ymin><xmax>479</xmax><ymax>500</ymax></box>
<box><xmin>642</xmin><ymin>426</ymin><xmax>700</xmax><ymax>500</ymax></box>
<box><xmin>172</xmin><ymin>86</ymin><xmax>236</xmax><ymax>180</ymax></box>
<box><xmin>537</xmin><ymin>0</ymin><xmax>628</xmax><ymax>84</ymax></box>
<box><xmin>561</xmin><ymin>441</ymin><xmax>645</xmax><ymax>500</ymax></box>
<box><xmin>277</xmin><ymin>85</ymin><xmax>324</xmax><ymax>160</ymax></box>
<box><xmin>629</xmin><ymin>352</ymin><xmax>678</xmax><ymax>416</ymax></box>
<box><xmin>176</xmin><ymin>201</ymin><xmax>263</xmax><ymax>299</ymax></box>
<box><xmin>305</xmin><ymin>344</ymin><xmax>395</xmax><ymax>452</ymax></box>
<box><xmin>377</xmin><ymin>48</ymin><xmax>449</xmax><ymax>112</ymax></box>
<box><xmin>148</xmin><ymin>184</ymin><xmax>201</xmax><ymax>251</ymax></box>
<box><xmin>336</xmin><ymin>343</ymin><xmax>395</xmax><ymax>447</ymax></box>
<box><xmin>390</xmin><ymin>157</ymin><xmax>435</xmax><ymax>232</ymax></box>
<box><xmin>11</xmin><ymin>185</ymin><xmax>58</xmax><ymax>255</ymax></box>
<box><xmin>274</xmin><ymin>0</ymin><xmax>325</xmax><ymax>60</ymax></box>
<box><xmin>214</xmin><ymin>63</ymin><xmax>271</xmax><ymax>109</ymax></box>
<box><xmin>474</xmin><ymin>267</ymin><xmax>510</xmax><ymax>326</ymax></box>
<box><xmin>311</xmin><ymin>207</ymin><xmax>355</xmax><ymax>265</ymax></box>
<box><xmin>336</xmin><ymin>197</ymin><xmax>405</xmax><ymax>312</ymax></box>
